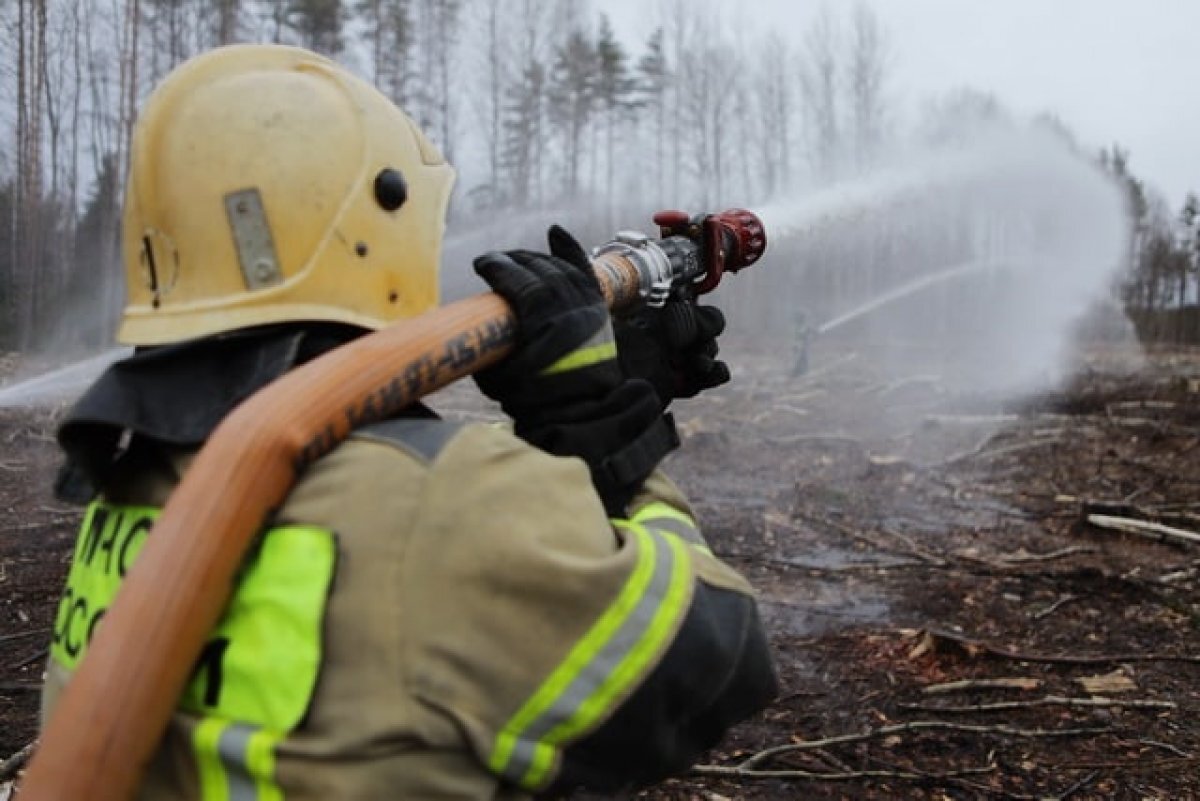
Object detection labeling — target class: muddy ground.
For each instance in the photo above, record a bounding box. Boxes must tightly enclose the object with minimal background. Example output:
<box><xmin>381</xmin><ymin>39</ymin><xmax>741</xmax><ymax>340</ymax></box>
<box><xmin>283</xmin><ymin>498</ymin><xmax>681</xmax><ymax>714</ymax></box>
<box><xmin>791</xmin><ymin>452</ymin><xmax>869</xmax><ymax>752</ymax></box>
<box><xmin>1</xmin><ymin>336</ymin><xmax>1198</xmax><ymax>800</ymax></box>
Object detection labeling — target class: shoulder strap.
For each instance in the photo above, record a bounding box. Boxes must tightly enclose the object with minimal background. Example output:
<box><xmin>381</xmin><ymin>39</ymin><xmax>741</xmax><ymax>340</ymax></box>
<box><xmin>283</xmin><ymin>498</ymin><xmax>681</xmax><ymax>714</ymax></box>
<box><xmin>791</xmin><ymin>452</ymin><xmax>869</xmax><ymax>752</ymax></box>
<box><xmin>353</xmin><ymin>418</ymin><xmax>465</xmax><ymax>463</ymax></box>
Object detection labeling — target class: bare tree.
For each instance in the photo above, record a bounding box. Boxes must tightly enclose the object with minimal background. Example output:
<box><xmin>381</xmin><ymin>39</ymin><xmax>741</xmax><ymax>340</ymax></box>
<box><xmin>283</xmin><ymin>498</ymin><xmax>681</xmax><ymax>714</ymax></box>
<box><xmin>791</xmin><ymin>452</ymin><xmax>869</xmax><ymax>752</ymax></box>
<box><xmin>799</xmin><ymin>5</ymin><xmax>840</xmax><ymax>182</ymax></box>
<box><xmin>287</xmin><ymin>0</ymin><xmax>345</xmax><ymax>55</ymax></box>
<box><xmin>212</xmin><ymin>0</ymin><xmax>241</xmax><ymax>44</ymax></box>
<box><xmin>754</xmin><ymin>33</ymin><xmax>793</xmax><ymax>199</ymax></box>
<box><xmin>468</xmin><ymin>0</ymin><xmax>510</xmax><ymax>208</ymax></box>
<box><xmin>847</xmin><ymin>0</ymin><xmax>888</xmax><ymax>172</ymax></box>
<box><xmin>634</xmin><ymin>26</ymin><xmax>668</xmax><ymax>206</ymax></box>
<box><xmin>658</xmin><ymin>0</ymin><xmax>694</xmax><ymax>203</ymax></box>
<box><xmin>11</xmin><ymin>0</ymin><xmax>48</xmax><ymax>347</ymax></box>
<box><xmin>144</xmin><ymin>0</ymin><xmax>194</xmax><ymax>83</ymax></box>
<box><xmin>594</xmin><ymin>14</ymin><xmax>633</xmax><ymax>221</ymax></box>
<box><xmin>428</xmin><ymin>0</ymin><xmax>461</xmax><ymax>164</ymax></box>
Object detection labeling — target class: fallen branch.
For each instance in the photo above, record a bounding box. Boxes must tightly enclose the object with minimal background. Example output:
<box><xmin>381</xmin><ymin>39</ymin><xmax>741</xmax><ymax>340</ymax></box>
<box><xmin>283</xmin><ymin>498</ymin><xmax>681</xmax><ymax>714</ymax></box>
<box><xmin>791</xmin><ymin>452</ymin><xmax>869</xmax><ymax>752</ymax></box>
<box><xmin>1107</xmin><ymin>400</ymin><xmax>1177</xmax><ymax>413</ymax></box>
<box><xmin>0</xmin><ymin>741</ymin><xmax>36</xmax><ymax>781</ymax></box>
<box><xmin>1052</xmin><ymin>771</ymin><xmax>1099</xmax><ymax>801</ymax></box>
<box><xmin>749</xmin><ymin>403</ymin><xmax>811</xmax><ymax>424</ymax></box>
<box><xmin>775</xmin><ymin>432</ymin><xmax>863</xmax><ymax>447</ymax></box>
<box><xmin>922</xmin><ymin>413</ymin><xmax>1021</xmax><ymax>426</ymax></box>
<box><xmin>868</xmin><ymin>374</ymin><xmax>942</xmax><ymax>398</ymax></box>
<box><xmin>691</xmin><ymin>762</ymin><xmax>996</xmax><ymax>782</ymax></box>
<box><xmin>1159</xmin><ymin>566</ymin><xmax>1198</xmax><ymax>583</ymax></box>
<box><xmin>900</xmin><ymin>694</ymin><xmax>1175</xmax><ymax>714</ymax></box>
<box><xmin>922</xmin><ymin>627</ymin><xmax>1200</xmax><ymax>665</ymax></box>
<box><xmin>811</xmin><ymin>515</ymin><xmax>947</xmax><ymax>566</ymax></box>
<box><xmin>0</xmin><ymin>628</ymin><xmax>48</xmax><ymax>646</ymax></box>
<box><xmin>735</xmin><ymin>720</ymin><xmax>1109</xmax><ymax>771</ymax></box>
<box><xmin>1086</xmin><ymin>513</ymin><xmax>1200</xmax><ymax>546</ymax></box>
<box><xmin>12</xmin><ymin>647</ymin><xmax>48</xmax><ymax>670</ymax></box>
<box><xmin>921</xmin><ymin>677</ymin><xmax>1041</xmax><ymax>695</ymax></box>
<box><xmin>1134</xmin><ymin>738</ymin><xmax>1194</xmax><ymax>758</ymax></box>
<box><xmin>1002</xmin><ymin>546</ymin><xmax>1095</xmax><ymax>564</ymax></box>
<box><xmin>938</xmin><ymin>436</ymin><xmax>1064</xmax><ymax>468</ymax></box>
<box><xmin>1052</xmin><ymin>756</ymin><xmax>1200</xmax><ymax>771</ymax></box>
<box><xmin>1031</xmin><ymin>594</ymin><xmax>1079</xmax><ymax>620</ymax></box>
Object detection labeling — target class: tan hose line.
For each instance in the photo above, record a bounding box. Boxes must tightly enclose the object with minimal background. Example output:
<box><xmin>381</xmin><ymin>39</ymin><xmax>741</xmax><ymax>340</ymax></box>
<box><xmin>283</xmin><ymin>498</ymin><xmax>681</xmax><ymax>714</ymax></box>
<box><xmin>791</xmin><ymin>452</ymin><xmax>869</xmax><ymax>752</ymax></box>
<box><xmin>20</xmin><ymin>253</ymin><xmax>643</xmax><ymax>801</ymax></box>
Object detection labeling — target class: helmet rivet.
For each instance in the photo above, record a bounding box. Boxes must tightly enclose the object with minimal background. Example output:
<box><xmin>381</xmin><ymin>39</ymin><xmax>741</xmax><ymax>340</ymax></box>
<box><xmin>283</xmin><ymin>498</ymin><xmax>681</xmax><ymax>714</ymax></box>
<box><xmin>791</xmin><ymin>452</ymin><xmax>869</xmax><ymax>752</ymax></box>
<box><xmin>355</xmin><ymin>242</ymin><xmax>368</xmax><ymax>257</ymax></box>
<box><xmin>254</xmin><ymin>259</ymin><xmax>275</xmax><ymax>281</ymax></box>
<box><xmin>374</xmin><ymin>168</ymin><xmax>407</xmax><ymax>211</ymax></box>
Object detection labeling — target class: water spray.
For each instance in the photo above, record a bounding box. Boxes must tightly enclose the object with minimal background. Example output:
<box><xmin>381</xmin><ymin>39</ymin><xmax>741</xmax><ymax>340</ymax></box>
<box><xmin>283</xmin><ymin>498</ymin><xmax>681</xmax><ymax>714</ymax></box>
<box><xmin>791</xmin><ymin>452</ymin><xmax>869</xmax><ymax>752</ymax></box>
<box><xmin>815</xmin><ymin>260</ymin><xmax>994</xmax><ymax>336</ymax></box>
<box><xmin>0</xmin><ymin>349</ymin><xmax>131</xmax><ymax>408</ymax></box>
<box><xmin>745</xmin><ymin>128</ymin><xmax>1131</xmax><ymax>393</ymax></box>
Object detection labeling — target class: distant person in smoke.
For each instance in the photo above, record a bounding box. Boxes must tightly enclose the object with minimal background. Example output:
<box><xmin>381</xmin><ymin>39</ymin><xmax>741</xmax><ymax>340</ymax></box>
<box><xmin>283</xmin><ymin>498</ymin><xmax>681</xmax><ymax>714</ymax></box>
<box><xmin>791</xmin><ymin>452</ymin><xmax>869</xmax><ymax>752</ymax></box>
<box><xmin>38</xmin><ymin>44</ymin><xmax>776</xmax><ymax>799</ymax></box>
<box><xmin>792</xmin><ymin>307</ymin><xmax>816</xmax><ymax>377</ymax></box>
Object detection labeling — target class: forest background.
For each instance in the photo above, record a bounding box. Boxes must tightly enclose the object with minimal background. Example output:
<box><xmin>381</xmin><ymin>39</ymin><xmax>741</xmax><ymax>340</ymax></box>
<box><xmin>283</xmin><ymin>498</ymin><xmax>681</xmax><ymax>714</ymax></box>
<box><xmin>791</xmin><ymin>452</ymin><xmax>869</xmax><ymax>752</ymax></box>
<box><xmin>1</xmin><ymin>0</ymin><xmax>1196</xmax><ymax>353</ymax></box>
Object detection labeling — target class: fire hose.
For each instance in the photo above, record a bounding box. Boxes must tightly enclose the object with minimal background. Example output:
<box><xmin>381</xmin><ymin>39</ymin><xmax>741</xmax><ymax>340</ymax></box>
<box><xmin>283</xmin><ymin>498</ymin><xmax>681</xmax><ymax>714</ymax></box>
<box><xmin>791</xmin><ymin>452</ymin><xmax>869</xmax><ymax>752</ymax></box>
<box><xmin>19</xmin><ymin>209</ymin><xmax>766</xmax><ymax>800</ymax></box>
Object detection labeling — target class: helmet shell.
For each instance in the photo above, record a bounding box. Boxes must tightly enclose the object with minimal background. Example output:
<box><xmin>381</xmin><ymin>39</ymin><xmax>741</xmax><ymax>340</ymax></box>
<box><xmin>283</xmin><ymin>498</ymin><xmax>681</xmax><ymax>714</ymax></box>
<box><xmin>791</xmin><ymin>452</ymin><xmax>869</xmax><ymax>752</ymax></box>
<box><xmin>118</xmin><ymin>44</ymin><xmax>455</xmax><ymax>345</ymax></box>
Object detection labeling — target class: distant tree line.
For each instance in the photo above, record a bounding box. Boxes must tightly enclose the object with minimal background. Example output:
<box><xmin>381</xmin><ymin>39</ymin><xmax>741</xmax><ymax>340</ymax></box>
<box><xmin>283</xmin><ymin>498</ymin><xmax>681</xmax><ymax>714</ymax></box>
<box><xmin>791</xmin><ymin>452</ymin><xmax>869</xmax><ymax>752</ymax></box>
<box><xmin>1098</xmin><ymin>148</ymin><xmax>1200</xmax><ymax>343</ymax></box>
<box><xmin>0</xmin><ymin>0</ymin><xmax>1193</xmax><ymax>352</ymax></box>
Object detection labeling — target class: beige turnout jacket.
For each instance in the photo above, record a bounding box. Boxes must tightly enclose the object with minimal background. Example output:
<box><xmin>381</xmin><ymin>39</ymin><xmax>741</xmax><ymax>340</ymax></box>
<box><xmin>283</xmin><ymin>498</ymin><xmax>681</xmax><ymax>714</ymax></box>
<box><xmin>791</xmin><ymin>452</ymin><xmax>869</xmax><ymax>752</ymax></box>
<box><xmin>43</xmin><ymin>417</ymin><xmax>766</xmax><ymax>800</ymax></box>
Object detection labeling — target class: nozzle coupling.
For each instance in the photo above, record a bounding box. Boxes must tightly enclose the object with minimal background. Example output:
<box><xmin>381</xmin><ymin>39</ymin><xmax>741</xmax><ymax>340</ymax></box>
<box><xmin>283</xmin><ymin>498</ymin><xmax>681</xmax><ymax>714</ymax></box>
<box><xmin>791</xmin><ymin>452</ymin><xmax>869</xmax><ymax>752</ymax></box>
<box><xmin>593</xmin><ymin>231</ymin><xmax>701</xmax><ymax>308</ymax></box>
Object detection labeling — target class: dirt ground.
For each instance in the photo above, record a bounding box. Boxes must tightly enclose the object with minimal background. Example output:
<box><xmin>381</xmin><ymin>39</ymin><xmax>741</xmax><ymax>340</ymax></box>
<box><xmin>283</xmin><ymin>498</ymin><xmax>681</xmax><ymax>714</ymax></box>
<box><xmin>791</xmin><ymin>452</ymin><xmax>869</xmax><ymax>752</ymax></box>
<box><xmin>1</xmin><ymin>335</ymin><xmax>1198</xmax><ymax>800</ymax></box>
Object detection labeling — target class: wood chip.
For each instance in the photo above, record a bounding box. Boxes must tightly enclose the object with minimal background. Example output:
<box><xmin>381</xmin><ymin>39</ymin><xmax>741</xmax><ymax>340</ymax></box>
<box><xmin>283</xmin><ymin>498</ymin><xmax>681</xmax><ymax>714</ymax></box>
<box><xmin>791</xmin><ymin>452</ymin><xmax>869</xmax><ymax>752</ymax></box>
<box><xmin>1076</xmin><ymin>669</ymin><xmax>1137</xmax><ymax>694</ymax></box>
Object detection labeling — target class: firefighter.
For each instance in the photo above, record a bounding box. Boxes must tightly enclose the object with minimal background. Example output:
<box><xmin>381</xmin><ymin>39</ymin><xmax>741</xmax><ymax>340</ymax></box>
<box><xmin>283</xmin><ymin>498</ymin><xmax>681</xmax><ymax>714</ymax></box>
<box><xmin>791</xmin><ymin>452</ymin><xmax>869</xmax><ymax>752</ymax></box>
<box><xmin>41</xmin><ymin>44</ymin><xmax>776</xmax><ymax>799</ymax></box>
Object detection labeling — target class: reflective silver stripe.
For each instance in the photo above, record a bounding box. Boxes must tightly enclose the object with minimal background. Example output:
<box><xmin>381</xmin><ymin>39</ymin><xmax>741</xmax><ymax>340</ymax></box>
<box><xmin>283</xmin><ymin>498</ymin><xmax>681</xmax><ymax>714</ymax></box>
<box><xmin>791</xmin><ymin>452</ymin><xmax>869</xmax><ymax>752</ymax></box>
<box><xmin>640</xmin><ymin>515</ymin><xmax>706</xmax><ymax>547</ymax></box>
<box><xmin>216</xmin><ymin>722</ymin><xmax>259</xmax><ymax>801</ymax></box>
<box><xmin>502</xmin><ymin>529</ymin><xmax>677</xmax><ymax>783</ymax></box>
<box><xmin>582</xmin><ymin>321</ymin><xmax>615</xmax><ymax>348</ymax></box>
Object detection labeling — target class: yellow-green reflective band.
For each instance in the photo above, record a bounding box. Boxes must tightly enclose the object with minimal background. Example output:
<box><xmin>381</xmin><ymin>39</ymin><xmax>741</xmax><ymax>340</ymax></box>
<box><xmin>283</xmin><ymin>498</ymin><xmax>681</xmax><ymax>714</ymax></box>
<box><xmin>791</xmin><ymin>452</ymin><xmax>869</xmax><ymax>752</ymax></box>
<box><xmin>540</xmin><ymin>325</ymin><xmax>617</xmax><ymax>376</ymax></box>
<box><xmin>51</xmin><ymin>503</ymin><xmax>157</xmax><ymax>669</ymax></box>
<box><xmin>631</xmin><ymin>501</ymin><xmax>696</xmax><ymax>531</ymax></box>
<box><xmin>523</xmin><ymin>528</ymin><xmax>693</xmax><ymax>789</ymax></box>
<box><xmin>488</xmin><ymin>524</ymin><xmax>694</xmax><ymax>790</ymax></box>
<box><xmin>631</xmin><ymin>501</ymin><xmax>709</xmax><ymax>552</ymax></box>
<box><xmin>179</xmin><ymin>525</ymin><xmax>335</xmax><ymax>732</ymax></box>
<box><xmin>194</xmin><ymin>718</ymin><xmax>228</xmax><ymax>801</ymax></box>
<box><xmin>488</xmin><ymin>524</ymin><xmax>657</xmax><ymax>777</ymax></box>
<box><xmin>193</xmin><ymin>718</ymin><xmax>282</xmax><ymax>801</ymax></box>
<box><xmin>53</xmin><ymin>501</ymin><xmax>335</xmax><ymax>734</ymax></box>
<box><xmin>540</xmin><ymin>341</ymin><xmax>617</xmax><ymax>375</ymax></box>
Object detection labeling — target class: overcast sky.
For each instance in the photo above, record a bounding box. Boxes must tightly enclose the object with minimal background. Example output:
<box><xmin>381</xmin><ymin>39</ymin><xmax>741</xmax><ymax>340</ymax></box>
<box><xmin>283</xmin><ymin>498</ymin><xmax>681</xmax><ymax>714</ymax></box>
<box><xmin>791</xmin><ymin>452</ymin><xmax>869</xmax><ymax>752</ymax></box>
<box><xmin>604</xmin><ymin>0</ymin><xmax>1199</xmax><ymax>209</ymax></box>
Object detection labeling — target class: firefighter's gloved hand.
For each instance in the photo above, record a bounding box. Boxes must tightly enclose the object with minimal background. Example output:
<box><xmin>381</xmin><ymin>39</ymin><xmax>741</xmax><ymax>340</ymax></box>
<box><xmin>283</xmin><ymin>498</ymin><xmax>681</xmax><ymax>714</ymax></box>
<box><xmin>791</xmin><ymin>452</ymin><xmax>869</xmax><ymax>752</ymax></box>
<box><xmin>472</xmin><ymin>225</ymin><xmax>622</xmax><ymax>411</ymax></box>
<box><xmin>473</xmin><ymin>226</ymin><xmax>678</xmax><ymax>515</ymax></box>
<box><xmin>615</xmin><ymin>301</ymin><xmax>731</xmax><ymax>410</ymax></box>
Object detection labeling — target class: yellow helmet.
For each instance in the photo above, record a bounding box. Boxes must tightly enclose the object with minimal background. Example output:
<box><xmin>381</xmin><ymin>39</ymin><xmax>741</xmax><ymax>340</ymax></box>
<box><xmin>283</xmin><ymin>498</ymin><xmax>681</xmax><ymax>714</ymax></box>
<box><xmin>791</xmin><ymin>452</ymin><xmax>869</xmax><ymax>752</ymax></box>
<box><xmin>118</xmin><ymin>44</ymin><xmax>455</xmax><ymax>345</ymax></box>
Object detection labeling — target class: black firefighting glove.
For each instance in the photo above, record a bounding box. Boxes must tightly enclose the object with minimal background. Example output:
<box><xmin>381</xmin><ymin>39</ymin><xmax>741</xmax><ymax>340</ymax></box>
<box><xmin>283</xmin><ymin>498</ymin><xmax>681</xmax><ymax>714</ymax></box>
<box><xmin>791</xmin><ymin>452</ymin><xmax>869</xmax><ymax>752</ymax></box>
<box><xmin>614</xmin><ymin>300</ymin><xmax>731</xmax><ymax>411</ymax></box>
<box><xmin>473</xmin><ymin>226</ymin><xmax>679</xmax><ymax>515</ymax></box>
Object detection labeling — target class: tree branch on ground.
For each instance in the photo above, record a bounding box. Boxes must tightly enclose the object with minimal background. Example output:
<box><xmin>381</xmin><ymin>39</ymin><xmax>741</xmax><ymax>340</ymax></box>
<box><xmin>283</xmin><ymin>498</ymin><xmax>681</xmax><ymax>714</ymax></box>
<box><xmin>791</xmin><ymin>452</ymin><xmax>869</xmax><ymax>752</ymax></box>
<box><xmin>729</xmin><ymin>720</ymin><xmax>1111</xmax><ymax>771</ymax></box>
<box><xmin>1086</xmin><ymin>513</ymin><xmax>1200</xmax><ymax>547</ymax></box>
<box><xmin>899</xmin><ymin>694</ymin><xmax>1175</xmax><ymax>714</ymax></box>
<box><xmin>920</xmin><ymin>627</ymin><xmax>1200</xmax><ymax>665</ymax></box>
<box><xmin>0</xmin><ymin>741</ymin><xmax>36</xmax><ymax>781</ymax></box>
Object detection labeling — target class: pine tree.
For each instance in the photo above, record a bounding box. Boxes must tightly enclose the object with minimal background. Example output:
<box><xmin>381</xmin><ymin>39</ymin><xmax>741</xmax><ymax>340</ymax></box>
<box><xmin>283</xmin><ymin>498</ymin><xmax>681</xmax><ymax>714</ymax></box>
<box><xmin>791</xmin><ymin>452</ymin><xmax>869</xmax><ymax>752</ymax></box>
<box><xmin>548</xmin><ymin>28</ymin><xmax>596</xmax><ymax>197</ymax></box>
<box><xmin>635</xmin><ymin>27</ymin><xmax>669</xmax><ymax>206</ymax></box>
<box><xmin>502</xmin><ymin>57</ymin><xmax>545</xmax><ymax>207</ymax></box>
<box><xmin>212</xmin><ymin>0</ymin><xmax>241</xmax><ymax>44</ymax></box>
<box><xmin>287</xmin><ymin>0</ymin><xmax>344</xmax><ymax>55</ymax></box>
<box><xmin>357</xmin><ymin>0</ymin><xmax>415</xmax><ymax>107</ymax></box>
<box><xmin>594</xmin><ymin>15</ymin><xmax>633</xmax><ymax>219</ymax></box>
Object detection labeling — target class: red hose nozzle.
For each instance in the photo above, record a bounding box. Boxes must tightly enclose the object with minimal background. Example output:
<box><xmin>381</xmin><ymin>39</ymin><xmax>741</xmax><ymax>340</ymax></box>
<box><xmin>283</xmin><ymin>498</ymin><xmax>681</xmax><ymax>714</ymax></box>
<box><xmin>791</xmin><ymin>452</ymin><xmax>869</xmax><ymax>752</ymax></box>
<box><xmin>650</xmin><ymin>208</ymin><xmax>767</xmax><ymax>295</ymax></box>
